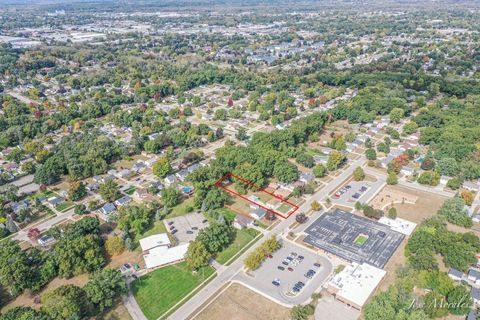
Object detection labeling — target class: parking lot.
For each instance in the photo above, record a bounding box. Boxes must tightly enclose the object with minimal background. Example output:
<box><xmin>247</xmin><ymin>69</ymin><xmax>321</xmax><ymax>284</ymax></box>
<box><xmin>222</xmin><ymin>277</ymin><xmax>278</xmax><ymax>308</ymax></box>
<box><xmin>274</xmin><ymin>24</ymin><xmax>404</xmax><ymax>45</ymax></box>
<box><xmin>235</xmin><ymin>241</ymin><xmax>332</xmax><ymax>305</ymax></box>
<box><xmin>332</xmin><ymin>179</ymin><xmax>384</xmax><ymax>207</ymax></box>
<box><xmin>163</xmin><ymin>212</ymin><xmax>209</xmax><ymax>244</ymax></box>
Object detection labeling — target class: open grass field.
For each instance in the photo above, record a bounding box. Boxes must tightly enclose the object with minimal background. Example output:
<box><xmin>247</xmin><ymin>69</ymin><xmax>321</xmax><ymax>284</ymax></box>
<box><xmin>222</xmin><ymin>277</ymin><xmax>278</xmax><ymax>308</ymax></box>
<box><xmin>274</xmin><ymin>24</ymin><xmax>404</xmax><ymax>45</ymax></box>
<box><xmin>194</xmin><ymin>283</ymin><xmax>291</xmax><ymax>320</ymax></box>
<box><xmin>132</xmin><ymin>262</ymin><xmax>215</xmax><ymax>320</ymax></box>
<box><xmin>216</xmin><ymin>228</ymin><xmax>260</xmax><ymax>265</ymax></box>
<box><xmin>168</xmin><ymin>197</ymin><xmax>195</xmax><ymax>218</ymax></box>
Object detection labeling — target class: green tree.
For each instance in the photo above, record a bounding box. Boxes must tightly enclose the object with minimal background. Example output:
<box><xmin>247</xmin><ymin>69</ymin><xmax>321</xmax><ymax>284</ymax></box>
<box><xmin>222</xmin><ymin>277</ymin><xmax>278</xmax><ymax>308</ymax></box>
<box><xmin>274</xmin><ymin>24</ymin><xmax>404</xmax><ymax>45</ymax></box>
<box><xmin>153</xmin><ymin>157</ymin><xmax>172</xmax><ymax>178</ymax></box>
<box><xmin>290</xmin><ymin>304</ymin><xmax>315</xmax><ymax>320</ymax></box>
<box><xmin>55</xmin><ymin>235</ymin><xmax>106</xmax><ymax>278</ymax></box>
<box><xmin>99</xmin><ymin>179</ymin><xmax>121</xmax><ymax>202</ymax></box>
<box><xmin>0</xmin><ymin>240</ymin><xmax>32</xmax><ymax>296</ymax></box>
<box><xmin>161</xmin><ymin>186</ymin><xmax>180</xmax><ymax>207</ymax></box>
<box><xmin>438</xmin><ymin>197</ymin><xmax>472</xmax><ymax>228</ymax></box>
<box><xmin>446</xmin><ymin>286</ymin><xmax>472</xmax><ymax>315</ymax></box>
<box><xmin>197</xmin><ymin>223</ymin><xmax>235</xmax><ymax>254</ymax></box>
<box><xmin>41</xmin><ymin>285</ymin><xmax>91</xmax><ymax>320</ymax></box>
<box><xmin>185</xmin><ymin>241</ymin><xmax>211</xmax><ymax>270</ymax></box>
<box><xmin>0</xmin><ymin>307</ymin><xmax>49</xmax><ymax>320</ymax></box>
<box><xmin>388</xmin><ymin>207</ymin><xmax>397</xmax><ymax>219</ymax></box>
<box><xmin>353</xmin><ymin>167</ymin><xmax>365</xmax><ymax>181</ymax></box>
<box><xmin>68</xmin><ymin>181</ymin><xmax>87</xmax><ymax>201</ymax></box>
<box><xmin>389</xmin><ymin>107</ymin><xmax>405</xmax><ymax>123</ymax></box>
<box><xmin>327</xmin><ymin>151</ymin><xmax>345</xmax><ymax>171</ymax></box>
<box><xmin>386</xmin><ymin>172</ymin><xmax>398</xmax><ymax>185</ymax></box>
<box><xmin>84</xmin><ymin>269</ymin><xmax>127</xmax><ymax>312</ymax></box>
<box><xmin>313</xmin><ymin>164</ymin><xmax>327</xmax><ymax>177</ymax></box>
<box><xmin>417</xmin><ymin>171</ymin><xmax>440</xmax><ymax>186</ymax></box>
<box><xmin>273</xmin><ymin>161</ymin><xmax>299</xmax><ymax>183</ymax></box>
<box><xmin>365</xmin><ymin>148</ymin><xmax>377</xmax><ymax>160</ymax></box>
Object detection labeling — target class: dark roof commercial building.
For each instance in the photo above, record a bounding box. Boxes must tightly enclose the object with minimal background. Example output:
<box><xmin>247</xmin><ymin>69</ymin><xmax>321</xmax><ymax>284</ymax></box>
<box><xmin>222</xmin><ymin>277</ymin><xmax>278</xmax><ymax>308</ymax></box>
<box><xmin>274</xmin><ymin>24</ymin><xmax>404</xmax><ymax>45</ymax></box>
<box><xmin>304</xmin><ymin>209</ymin><xmax>404</xmax><ymax>269</ymax></box>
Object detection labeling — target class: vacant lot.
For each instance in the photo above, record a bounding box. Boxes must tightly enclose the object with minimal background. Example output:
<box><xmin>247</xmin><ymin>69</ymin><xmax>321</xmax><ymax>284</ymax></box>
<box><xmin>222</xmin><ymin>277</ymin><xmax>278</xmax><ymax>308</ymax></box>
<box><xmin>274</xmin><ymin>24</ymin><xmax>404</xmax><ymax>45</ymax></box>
<box><xmin>194</xmin><ymin>283</ymin><xmax>291</xmax><ymax>320</ymax></box>
<box><xmin>370</xmin><ymin>184</ymin><xmax>447</xmax><ymax>224</ymax></box>
<box><xmin>132</xmin><ymin>262</ymin><xmax>215</xmax><ymax>320</ymax></box>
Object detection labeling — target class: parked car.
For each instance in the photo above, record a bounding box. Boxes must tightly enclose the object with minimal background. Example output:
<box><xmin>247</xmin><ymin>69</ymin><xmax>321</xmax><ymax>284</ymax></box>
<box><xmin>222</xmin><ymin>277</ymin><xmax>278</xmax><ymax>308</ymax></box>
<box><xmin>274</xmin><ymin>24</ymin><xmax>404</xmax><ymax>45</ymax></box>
<box><xmin>298</xmin><ymin>255</ymin><xmax>304</xmax><ymax>261</ymax></box>
<box><xmin>272</xmin><ymin>279</ymin><xmax>280</xmax><ymax>286</ymax></box>
<box><xmin>267</xmin><ymin>254</ymin><xmax>273</xmax><ymax>259</ymax></box>
<box><xmin>288</xmin><ymin>267</ymin><xmax>294</xmax><ymax>272</ymax></box>
<box><xmin>192</xmin><ymin>227</ymin><xmax>198</xmax><ymax>230</ymax></box>
<box><xmin>168</xmin><ymin>221</ymin><xmax>174</xmax><ymax>226</ymax></box>
<box><xmin>352</xmin><ymin>193</ymin><xmax>360</xmax><ymax>199</ymax></box>
<box><xmin>282</xmin><ymin>261</ymin><xmax>289</xmax><ymax>266</ymax></box>
<box><xmin>171</xmin><ymin>229</ymin><xmax>177</xmax><ymax>234</ymax></box>
<box><xmin>202</xmin><ymin>219</ymin><xmax>208</xmax><ymax>223</ymax></box>
<box><xmin>286</xmin><ymin>256</ymin><xmax>293</xmax><ymax>261</ymax></box>
<box><xmin>314</xmin><ymin>263</ymin><xmax>321</xmax><ymax>268</ymax></box>
<box><xmin>291</xmin><ymin>252</ymin><xmax>298</xmax><ymax>257</ymax></box>
<box><xmin>186</xmin><ymin>230</ymin><xmax>193</xmax><ymax>234</ymax></box>
<box><xmin>278</xmin><ymin>266</ymin><xmax>285</xmax><ymax>271</ymax></box>
<box><xmin>360</xmin><ymin>186</ymin><xmax>368</xmax><ymax>192</ymax></box>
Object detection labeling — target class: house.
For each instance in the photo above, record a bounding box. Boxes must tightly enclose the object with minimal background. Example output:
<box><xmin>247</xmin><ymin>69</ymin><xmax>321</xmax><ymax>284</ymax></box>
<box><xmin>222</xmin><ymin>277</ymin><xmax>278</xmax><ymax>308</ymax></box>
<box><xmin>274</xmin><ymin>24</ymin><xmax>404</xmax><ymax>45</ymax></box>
<box><xmin>11</xmin><ymin>200</ymin><xmax>30</xmax><ymax>214</ymax></box>
<box><xmin>48</xmin><ymin>197</ymin><xmax>64</xmax><ymax>208</ymax></box>
<box><xmin>248</xmin><ymin>195</ymin><xmax>260</xmax><ymax>209</ymax></box>
<box><xmin>93</xmin><ymin>175</ymin><xmax>102</xmax><ymax>183</ymax></box>
<box><xmin>134</xmin><ymin>188</ymin><xmax>148</xmax><ymax>199</ymax></box>
<box><xmin>251</xmin><ymin>207</ymin><xmax>267</xmax><ymax>220</ymax></box>
<box><xmin>175</xmin><ymin>169</ymin><xmax>189</xmax><ymax>181</ymax></box>
<box><xmin>471</xmin><ymin>287</ymin><xmax>480</xmax><ymax>306</ymax></box>
<box><xmin>463</xmin><ymin>181</ymin><xmax>480</xmax><ymax>192</ymax></box>
<box><xmin>150</xmin><ymin>181</ymin><xmax>164</xmax><ymax>191</ymax></box>
<box><xmin>380</xmin><ymin>155</ymin><xmax>394</xmax><ymax>168</ymax></box>
<box><xmin>115</xmin><ymin>195</ymin><xmax>132</xmax><ymax>207</ymax></box>
<box><xmin>118</xmin><ymin>169</ymin><xmax>131</xmax><ymax>179</ymax></box>
<box><xmin>275</xmin><ymin>188</ymin><xmax>291</xmax><ymax>199</ymax></box>
<box><xmin>86</xmin><ymin>183</ymin><xmax>99</xmax><ymax>192</ymax></box>
<box><xmin>400</xmin><ymin>166</ymin><xmax>414</xmax><ymax>176</ymax></box>
<box><xmin>232</xmin><ymin>214</ymin><xmax>254</xmax><ymax>230</ymax></box>
<box><xmin>473</xmin><ymin>214</ymin><xmax>480</xmax><ymax>223</ymax></box>
<box><xmin>448</xmin><ymin>268</ymin><xmax>464</xmax><ymax>281</ymax></box>
<box><xmin>468</xmin><ymin>269</ymin><xmax>480</xmax><ymax>284</ymax></box>
<box><xmin>132</xmin><ymin>161</ymin><xmax>147</xmax><ymax>172</ymax></box>
<box><xmin>99</xmin><ymin>203</ymin><xmax>116</xmax><ymax>216</ymax></box>
<box><xmin>164</xmin><ymin>174</ymin><xmax>177</xmax><ymax>186</ymax></box>
<box><xmin>299</xmin><ymin>172</ymin><xmax>315</xmax><ymax>183</ymax></box>
<box><xmin>38</xmin><ymin>235</ymin><xmax>56</xmax><ymax>247</ymax></box>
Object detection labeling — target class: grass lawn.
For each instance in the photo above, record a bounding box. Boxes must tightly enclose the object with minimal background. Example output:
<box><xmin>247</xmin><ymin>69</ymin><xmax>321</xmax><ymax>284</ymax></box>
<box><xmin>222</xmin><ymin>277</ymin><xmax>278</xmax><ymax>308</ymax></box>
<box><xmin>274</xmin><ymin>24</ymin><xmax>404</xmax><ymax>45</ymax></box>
<box><xmin>168</xmin><ymin>197</ymin><xmax>195</xmax><ymax>218</ymax></box>
<box><xmin>354</xmin><ymin>234</ymin><xmax>369</xmax><ymax>246</ymax></box>
<box><xmin>216</xmin><ymin>228</ymin><xmax>260</xmax><ymax>265</ymax></box>
<box><xmin>124</xmin><ymin>187</ymin><xmax>136</xmax><ymax>195</ymax></box>
<box><xmin>56</xmin><ymin>201</ymin><xmax>75</xmax><ymax>212</ymax></box>
<box><xmin>132</xmin><ymin>262</ymin><xmax>215</xmax><ymax>320</ymax></box>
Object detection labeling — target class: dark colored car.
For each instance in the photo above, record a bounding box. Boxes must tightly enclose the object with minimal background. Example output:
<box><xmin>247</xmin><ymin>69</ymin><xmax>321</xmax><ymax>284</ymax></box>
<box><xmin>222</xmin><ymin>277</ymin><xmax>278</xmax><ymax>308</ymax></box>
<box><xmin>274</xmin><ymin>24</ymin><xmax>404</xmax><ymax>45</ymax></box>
<box><xmin>272</xmin><ymin>280</ymin><xmax>280</xmax><ymax>286</ymax></box>
<box><xmin>291</xmin><ymin>252</ymin><xmax>298</xmax><ymax>257</ymax></box>
<box><xmin>314</xmin><ymin>263</ymin><xmax>321</xmax><ymax>268</ymax></box>
<box><xmin>360</xmin><ymin>186</ymin><xmax>368</xmax><ymax>192</ymax></box>
<box><xmin>282</xmin><ymin>261</ymin><xmax>289</xmax><ymax>266</ymax></box>
<box><xmin>277</xmin><ymin>266</ymin><xmax>285</xmax><ymax>271</ymax></box>
<box><xmin>202</xmin><ymin>219</ymin><xmax>208</xmax><ymax>223</ymax></box>
<box><xmin>298</xmin><ymin>255</ymin><xmax>304</xmax><ymax>261</ymax></box>
<box><xmin>352</xmin><ymin>193</ymin><xmax>360</xmax><ymax>199</ymax></box>
<box><xmin>171</xmin><ymin>229</ymin><xmax>177</xmax><ymax>234</ymax></box>
<box><xmin>286</xmin><ymin>256</ymin><xmax>293</xmax><ymax>261</ymax></box>
<box><xmin>168</xmin><ymin>221</ymin><xmax>174</xmax><ymax>226</ymax></box>
<box><xmin>192</xmin><ymin>227</ymin><xmax>198</xmax><ymax>230</ymax></box>
<box><xmin>186</xmin><ymin>230</ymin><xmax>193</xmax><ymax>234</ymax></box>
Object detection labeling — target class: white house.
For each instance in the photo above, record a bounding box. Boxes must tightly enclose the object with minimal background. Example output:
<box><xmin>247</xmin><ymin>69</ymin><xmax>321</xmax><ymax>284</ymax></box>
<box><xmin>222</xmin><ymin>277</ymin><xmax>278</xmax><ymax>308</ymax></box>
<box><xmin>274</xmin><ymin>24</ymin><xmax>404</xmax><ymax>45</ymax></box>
<box><xmin>448</xmin><ymin>268</ymin><xmax>464</xmax><ymax>281</ymax></box>
<box><xmin>140</xmin><ymin>233</ymin><xmax>189</xmax><ymax>269</ymax></box>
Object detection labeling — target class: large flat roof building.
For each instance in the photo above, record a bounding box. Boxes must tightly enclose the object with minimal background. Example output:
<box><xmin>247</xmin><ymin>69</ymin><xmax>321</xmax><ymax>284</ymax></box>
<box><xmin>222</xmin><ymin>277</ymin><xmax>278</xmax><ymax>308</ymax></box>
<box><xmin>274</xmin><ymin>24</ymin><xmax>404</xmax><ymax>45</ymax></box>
<box><xmin>327</xmin><ymin>262</ymin><xmax>386</xmax><ymax>310</ymax></box>
<box><xmin>304</xmin><ymin>209</ymin><xmax>404</xmax><ymax>269</ymax></box>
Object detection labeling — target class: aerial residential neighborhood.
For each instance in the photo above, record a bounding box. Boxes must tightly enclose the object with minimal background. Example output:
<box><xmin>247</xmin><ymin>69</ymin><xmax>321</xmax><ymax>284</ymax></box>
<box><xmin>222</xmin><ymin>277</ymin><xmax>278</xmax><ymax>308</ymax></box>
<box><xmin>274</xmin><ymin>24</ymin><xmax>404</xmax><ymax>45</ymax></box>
<box><xmin>0</xmin><ymin>0</ymin><xmax>480</xmax><ymax>320</ymax></box>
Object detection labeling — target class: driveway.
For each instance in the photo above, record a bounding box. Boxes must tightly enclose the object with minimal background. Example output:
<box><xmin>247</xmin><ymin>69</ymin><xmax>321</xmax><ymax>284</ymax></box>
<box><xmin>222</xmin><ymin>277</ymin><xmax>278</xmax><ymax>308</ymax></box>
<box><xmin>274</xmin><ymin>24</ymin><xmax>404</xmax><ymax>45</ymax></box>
<box><xmin>234</xmin><ymin>241</ymin><xmax>332</xmax><ymax>305</ymax></box>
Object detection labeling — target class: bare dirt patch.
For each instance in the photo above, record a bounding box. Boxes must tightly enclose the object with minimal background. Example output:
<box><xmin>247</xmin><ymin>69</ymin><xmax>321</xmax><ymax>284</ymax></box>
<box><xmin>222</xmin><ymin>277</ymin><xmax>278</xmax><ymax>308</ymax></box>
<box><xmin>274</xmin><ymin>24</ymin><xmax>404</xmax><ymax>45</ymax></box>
<box><xmin>370</xmin><ymin>185</ymin><xmax>447</xmax><ymax>224</ymax></box>
<box><xmin>194</xmin><ymin>283</ymin><xmax>291</xmax><ymax>320</ymax></box>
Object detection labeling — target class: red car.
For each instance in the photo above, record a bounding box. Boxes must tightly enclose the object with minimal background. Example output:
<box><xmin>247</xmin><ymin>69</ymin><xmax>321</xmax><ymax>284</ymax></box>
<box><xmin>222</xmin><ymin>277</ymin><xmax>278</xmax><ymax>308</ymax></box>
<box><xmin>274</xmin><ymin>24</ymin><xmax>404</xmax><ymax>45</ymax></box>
<box><xmin>288</xmin><ymin>267</ymin><xmax>294</xmax><ymax>272</ymax></box>
<box><xmin>268</xmin><ymin>254</ymin><xmax>273</xmax><ymax>259</ymax></box>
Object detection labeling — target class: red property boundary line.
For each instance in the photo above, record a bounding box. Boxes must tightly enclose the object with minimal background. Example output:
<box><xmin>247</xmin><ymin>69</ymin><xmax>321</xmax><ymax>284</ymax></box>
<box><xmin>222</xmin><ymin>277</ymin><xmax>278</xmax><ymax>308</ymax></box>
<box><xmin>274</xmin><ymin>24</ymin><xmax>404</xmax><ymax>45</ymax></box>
<box><xmin>214</xmin><ymin>172</ymin><xmax>299</xmax><ymax>219</ymax></box>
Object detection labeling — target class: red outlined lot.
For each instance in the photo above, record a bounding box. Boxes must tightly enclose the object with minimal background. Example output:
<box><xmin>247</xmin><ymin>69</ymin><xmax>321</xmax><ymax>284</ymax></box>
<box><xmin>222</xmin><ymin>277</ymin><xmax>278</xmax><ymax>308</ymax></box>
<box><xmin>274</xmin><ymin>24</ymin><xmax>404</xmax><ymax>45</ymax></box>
<box><xmin>214</xmin><ymin>172</ymin><xmax>299</xmax><ymax>219</ymax></box>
